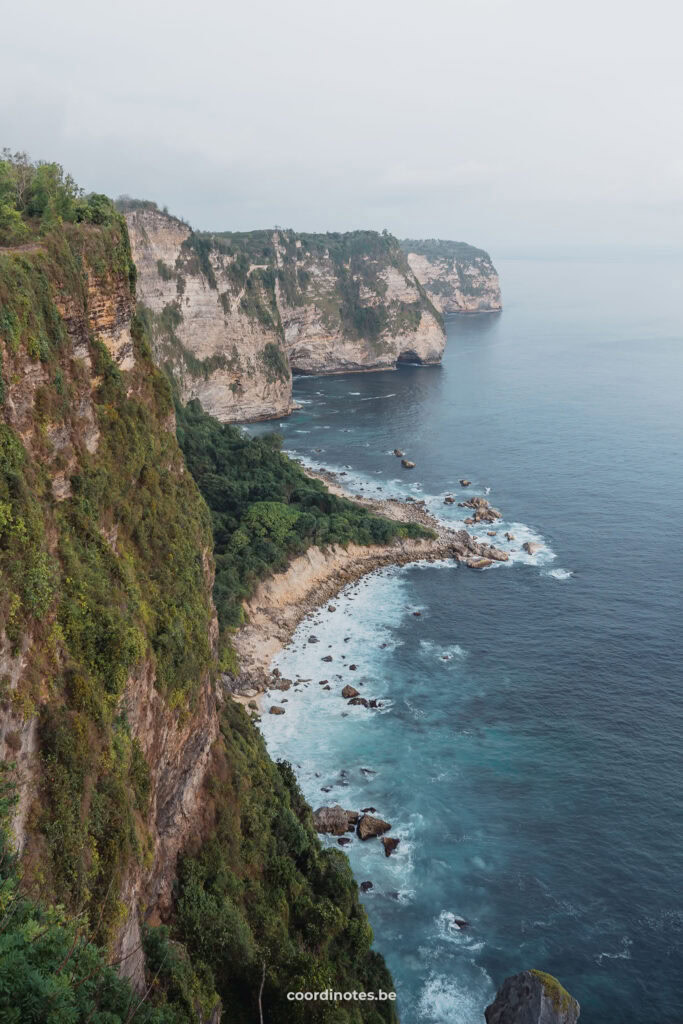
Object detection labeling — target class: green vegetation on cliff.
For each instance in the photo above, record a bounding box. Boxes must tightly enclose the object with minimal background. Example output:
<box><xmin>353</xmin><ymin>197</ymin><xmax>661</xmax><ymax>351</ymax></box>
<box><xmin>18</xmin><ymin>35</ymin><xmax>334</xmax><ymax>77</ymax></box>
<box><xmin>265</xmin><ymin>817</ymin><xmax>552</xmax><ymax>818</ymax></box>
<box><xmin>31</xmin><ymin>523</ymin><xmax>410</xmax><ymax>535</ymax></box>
<box><xmin>175</xmin><ymin>396</ymin><xmax>431</xmax><ymax>629</ymax></box>
<box><xmin>1</xmin><ymin>210</ymin><xmax>215</xmax><ymax>942</ymax></box>
<box><xmin>1</xmin><ymin>161</ymin><xmax>401</xmax><ymax>1022</ymax></box>
<box><xmin>172</xmin><ymin>701</ymin><xmax>397</xmax><ymax>1023</ymax></box>
<box><xmin>191</xmin><ymin>226</ymin><xmax>442</xmax><ymax>343</ymax></box>
<box><xmin>400</xmin><ymin>237</ymin><xmax>493</xmax><ymax>264</ymax></box>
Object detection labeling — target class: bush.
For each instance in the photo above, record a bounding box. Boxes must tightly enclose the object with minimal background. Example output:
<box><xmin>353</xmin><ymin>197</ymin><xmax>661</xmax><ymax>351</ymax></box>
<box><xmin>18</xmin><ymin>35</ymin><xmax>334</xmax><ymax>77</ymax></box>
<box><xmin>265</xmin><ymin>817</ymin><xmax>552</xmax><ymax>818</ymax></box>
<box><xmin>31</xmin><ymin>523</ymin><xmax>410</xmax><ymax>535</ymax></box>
<box><xmin>175</xmin><ymin>397</ymin><xmax>432</xmax><ymax>629</ymax></box>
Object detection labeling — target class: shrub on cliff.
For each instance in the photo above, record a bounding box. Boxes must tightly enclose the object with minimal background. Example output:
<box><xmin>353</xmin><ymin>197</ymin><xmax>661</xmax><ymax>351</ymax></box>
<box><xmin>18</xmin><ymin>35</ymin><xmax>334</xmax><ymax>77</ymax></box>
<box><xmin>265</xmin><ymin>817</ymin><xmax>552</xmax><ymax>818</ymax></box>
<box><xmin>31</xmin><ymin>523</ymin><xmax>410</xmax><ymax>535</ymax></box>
<box><xmin>0</xmin><ymin>151</ymin><xmax>125</xmax><ymax>244</ymax></box>
<box><xmin>0</xmin><ymin>765</ymin><xmax>218</xmax><ymax>1024</ymax></box>
<box><xmin>0</xmin><ymin>221</ymin><xmax>214</xmax><ymax>937</ymax></box>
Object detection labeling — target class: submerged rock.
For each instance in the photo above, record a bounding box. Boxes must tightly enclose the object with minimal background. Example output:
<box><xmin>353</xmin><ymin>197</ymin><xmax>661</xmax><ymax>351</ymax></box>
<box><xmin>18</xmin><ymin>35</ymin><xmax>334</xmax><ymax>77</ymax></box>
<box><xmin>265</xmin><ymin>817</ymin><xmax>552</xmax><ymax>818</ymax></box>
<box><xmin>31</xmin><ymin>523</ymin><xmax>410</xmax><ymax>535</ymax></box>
<box><xmin>348</xmin><ymin>697</ymin><xmax>370</xmax><ymax>707</ymax></box>
<box><xmin>485</xmin><ymin>970</ymin><xmax>580</xmax><ymax>1024</ymax></box>
<box><xmin>357</xmin><ymin>814</ymin><xmax>392</xmax><ymax>840</ymax></box>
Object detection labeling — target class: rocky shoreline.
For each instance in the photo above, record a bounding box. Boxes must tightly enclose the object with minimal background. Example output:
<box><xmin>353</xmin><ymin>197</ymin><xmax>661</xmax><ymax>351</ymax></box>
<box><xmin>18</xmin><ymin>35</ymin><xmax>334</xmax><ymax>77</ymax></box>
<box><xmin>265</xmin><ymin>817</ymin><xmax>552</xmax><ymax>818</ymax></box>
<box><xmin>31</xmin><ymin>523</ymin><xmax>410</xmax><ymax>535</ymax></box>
<box><xmin>228</xmin><ymin>467</ymin><xmax>510</xmax><ymax>699</ymax></box>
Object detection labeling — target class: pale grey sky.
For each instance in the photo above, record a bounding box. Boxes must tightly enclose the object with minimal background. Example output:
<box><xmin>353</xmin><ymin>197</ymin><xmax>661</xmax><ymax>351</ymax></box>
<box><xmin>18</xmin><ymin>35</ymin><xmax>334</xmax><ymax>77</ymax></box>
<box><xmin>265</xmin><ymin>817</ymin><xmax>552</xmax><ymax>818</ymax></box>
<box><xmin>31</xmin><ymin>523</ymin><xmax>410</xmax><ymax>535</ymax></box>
<box><xmin>2</xmin><ymin>0</ymin><xmax>682</xmax><ymax>253</ymax></box>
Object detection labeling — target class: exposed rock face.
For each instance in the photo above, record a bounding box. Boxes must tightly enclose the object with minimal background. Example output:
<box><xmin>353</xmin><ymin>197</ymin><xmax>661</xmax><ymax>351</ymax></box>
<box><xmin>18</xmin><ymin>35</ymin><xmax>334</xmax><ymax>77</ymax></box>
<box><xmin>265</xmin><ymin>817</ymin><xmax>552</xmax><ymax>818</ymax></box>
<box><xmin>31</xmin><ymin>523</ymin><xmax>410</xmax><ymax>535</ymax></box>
<box><xmin>485</xmin><ymin>971</ymin><xmax>580</xmax><ymax>1024</ymax></box>
<box><xmin>124</xmin><ymin>207</ymin><xmax>446</xmax><ymax>421</ymax></box>
<box><xmin>357</xmin><ymin>814</ymin><xmax>392</xmax><ymax>840</ymax></box>
<box><xmin>124</xmin><ymin>206</ymin><xmax>293</xmax><ymax>423</ymax></box>
<box><xmin>271</xmin><ymin>232</ymin><xmax>445</xmax><ymax>373</ymax></box>
<box><xmin>313</xmin><ymin>805</ymin><xmax>359</xmax><ymax>835</ymax></box>
<box><xmin>401</xmin><ymin>239</ymin><xmax>502</xmax><ymax>313</ymax></box>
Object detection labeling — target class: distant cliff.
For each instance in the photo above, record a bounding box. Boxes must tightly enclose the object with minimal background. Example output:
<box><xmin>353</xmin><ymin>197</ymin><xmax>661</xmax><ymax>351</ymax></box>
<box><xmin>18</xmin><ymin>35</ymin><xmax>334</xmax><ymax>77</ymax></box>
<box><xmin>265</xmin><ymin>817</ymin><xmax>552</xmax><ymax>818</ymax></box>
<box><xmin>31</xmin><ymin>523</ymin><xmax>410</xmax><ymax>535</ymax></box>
<box><xmin>123</xmin><ymin>204</ymin><xmax>445</xmax><ymax>422</ymax></box>
<box><xmin>401</xmin><ymin>238</ymin><xmax>502</xmax><ymax>313</ymax></box>
<box><xmin>122</xmin><ymin>204</ymin><xmax>294</xmax><ymax>422</ymax></box>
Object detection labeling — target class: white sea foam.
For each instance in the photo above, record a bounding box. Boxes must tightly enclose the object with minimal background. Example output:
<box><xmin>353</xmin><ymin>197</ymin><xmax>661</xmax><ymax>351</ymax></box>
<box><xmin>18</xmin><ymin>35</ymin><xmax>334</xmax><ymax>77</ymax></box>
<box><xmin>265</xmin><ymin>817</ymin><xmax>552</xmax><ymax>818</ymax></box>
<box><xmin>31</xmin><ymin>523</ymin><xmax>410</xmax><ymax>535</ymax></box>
<box><xmin>595</xmin><ymin>937</ymin><xmax>632</xmax><ymax>963</ymax></box>
<box><xmin>418</xmin><ymin>973</ymin><xmax>491</xmax><ymax>1024</ymax></box>
<box><xmin>543</xmin><ymin>568</ymin><xmax>573</xmax><ymax>580</ymax></box>
<box><xmin>420</xmin><ymin>640</ymin><xmax>468</xmax><ymax>662</ymax></box>
<box><xmin>360</xmin><ymin>393</ymin><xmax>397</xmax><ymax>401</ymax></box>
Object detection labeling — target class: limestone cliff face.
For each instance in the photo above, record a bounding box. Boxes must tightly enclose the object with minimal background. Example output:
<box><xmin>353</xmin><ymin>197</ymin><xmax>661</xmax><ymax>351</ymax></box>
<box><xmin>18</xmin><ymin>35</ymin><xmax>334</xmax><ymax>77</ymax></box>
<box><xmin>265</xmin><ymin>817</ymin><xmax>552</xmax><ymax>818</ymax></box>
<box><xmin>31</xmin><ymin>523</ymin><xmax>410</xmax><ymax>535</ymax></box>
<box><xmin>401</xmin><ymin>238</ymin><xmax>502</xmax><ymax>313</ymax></box>
<box><xmin>123</xmin><ymin>207</ymin><xmax>446</xmax><ymax>421</ymax></box>
<box><xmin>271</xmin><ymin>230</ymin><xmax>445</xmax><ymax>373</ymax></box>
<box><xmin>124</xmin><ymin>206</ymin><xmax>294</xmax><ymax>422</ymax></box>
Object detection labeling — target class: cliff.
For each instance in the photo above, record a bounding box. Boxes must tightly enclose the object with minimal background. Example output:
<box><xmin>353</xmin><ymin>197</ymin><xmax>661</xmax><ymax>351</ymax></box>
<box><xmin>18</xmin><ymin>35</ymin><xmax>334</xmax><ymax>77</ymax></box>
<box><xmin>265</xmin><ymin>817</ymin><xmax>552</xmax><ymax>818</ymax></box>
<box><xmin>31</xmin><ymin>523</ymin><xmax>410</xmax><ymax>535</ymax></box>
<box><xmin>401</xmin><ymin>237</ymin><xmax>502</xmax><ymax>313</ymax></box>
<box><xmin>0</xmin><ymin>193</ymin><xmax>220</xmax><ymax>990</ymax></box>
<box><xmin>122</xmin><ymin>203</ymin><xmax>294</xmax><ymax>422</ymax></box>
<box><xmin>123</xmin><ymin>204</ymin><xmax>445</xmax><ymax>421</ymax></box>
<box><xmin>0</xmin><ymin>158</ymin><xmax>403</xmax><ymax>1023</ymax></box>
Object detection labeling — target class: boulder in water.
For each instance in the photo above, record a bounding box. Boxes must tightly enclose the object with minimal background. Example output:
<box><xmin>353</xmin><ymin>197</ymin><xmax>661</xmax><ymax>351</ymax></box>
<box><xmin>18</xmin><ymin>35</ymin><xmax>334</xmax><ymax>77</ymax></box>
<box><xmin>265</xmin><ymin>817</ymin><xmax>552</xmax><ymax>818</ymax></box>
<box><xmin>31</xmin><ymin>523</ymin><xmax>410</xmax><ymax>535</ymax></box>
<box><xmin>357</xmin><ymin>814</ymin><xmax>392</xmax><ymax>840</ymax></box>
<box><xmin>342</xmin><ymin>684</ymin><xmax>359</xmax><ymax>698</ymax></box>
<box><xmin>485</xmin><ymin>970</ymin><xmax>580</xmax><ymax>1024</ymax></box>
<box><xmin>381</xmin><ymin>837</ymin><xmax>400</xmax><ymax>857</ymax></box>
<box><xmin>313</xmin><ymin>805</ymin><xmax>359</xmax><ymax>836</ymax></box>
<box><xmin>459</xmin><ymin>479</ymin><xmax>471</xmax><ymax>486</ymax></box>
<box><xmin>269</xmin><ymin>706</ymin><xmax>286</xmax><ymax>715</ymax></box>
<box><xmin>393</xmin><ymin>448</ymin><xmax>404</xmax><ymax>457</ymax></box>
<box><xmin>523</xmin><ymin>541</ymin><xmax>543</xmax><ymax>555</ymax></box>
<box><xmin>466</xmin><ymin>557</ymin><xmax>493</xmax><ymax>569</ymax></box>
<box><xmin>360</xmin><ymin>880</ymin><xmax>374</xmax><ymax>892</ymax></box>
<box><xmin>401</xmin><ymin>459</ymin><xmax>415</xmax><ymax>469</ymax></box>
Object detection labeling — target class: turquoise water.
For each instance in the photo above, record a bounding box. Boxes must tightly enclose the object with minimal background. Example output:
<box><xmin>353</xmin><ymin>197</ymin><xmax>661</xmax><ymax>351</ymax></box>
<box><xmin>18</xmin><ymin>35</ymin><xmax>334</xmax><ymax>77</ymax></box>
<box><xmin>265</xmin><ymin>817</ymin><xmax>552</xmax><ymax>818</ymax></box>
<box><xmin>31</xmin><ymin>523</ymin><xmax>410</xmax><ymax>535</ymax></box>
<box><xmin>252</xmin><ymin>256</ymin><xmax>683</xmax><ymax>1023</ymax></box>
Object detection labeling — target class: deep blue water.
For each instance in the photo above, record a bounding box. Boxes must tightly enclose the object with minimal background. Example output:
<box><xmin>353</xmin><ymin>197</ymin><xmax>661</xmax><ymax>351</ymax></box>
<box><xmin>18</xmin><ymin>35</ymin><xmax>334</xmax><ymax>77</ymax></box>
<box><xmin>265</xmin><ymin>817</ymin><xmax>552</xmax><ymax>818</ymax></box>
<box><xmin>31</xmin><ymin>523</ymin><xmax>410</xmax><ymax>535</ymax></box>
<box><xmin>252</xmin><ymin>256</ymin><xmax>683</xmax><ymax>1023</ymax></box>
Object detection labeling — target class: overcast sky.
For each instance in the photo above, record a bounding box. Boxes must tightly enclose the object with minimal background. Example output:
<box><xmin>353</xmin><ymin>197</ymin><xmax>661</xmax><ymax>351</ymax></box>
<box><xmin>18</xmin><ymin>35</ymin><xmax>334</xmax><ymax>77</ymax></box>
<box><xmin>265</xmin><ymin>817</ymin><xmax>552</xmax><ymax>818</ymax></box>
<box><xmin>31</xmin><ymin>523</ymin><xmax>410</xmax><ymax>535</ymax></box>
<box><xmin>2</xmin><ymin>0</ymin><xmax>682</xmax><ymax>253</ymax></box>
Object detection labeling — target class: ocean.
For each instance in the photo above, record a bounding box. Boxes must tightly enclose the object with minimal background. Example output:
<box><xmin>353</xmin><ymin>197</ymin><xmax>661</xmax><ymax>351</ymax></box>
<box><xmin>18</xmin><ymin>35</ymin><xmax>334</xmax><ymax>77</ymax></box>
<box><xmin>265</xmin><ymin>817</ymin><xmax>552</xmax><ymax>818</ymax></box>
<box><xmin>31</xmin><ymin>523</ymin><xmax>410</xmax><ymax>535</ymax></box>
<box><xmin>250</xmin><ymin>254</ymin><xmax>683</xmax><ymax>1023</ymax></box>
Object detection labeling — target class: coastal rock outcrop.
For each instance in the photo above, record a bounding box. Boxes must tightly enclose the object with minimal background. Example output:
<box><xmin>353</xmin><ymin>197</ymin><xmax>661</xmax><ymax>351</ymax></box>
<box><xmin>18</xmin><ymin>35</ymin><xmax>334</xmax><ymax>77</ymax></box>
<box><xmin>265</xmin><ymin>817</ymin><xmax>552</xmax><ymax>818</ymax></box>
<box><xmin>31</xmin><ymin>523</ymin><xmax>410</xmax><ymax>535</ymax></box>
<box><xmin>123</xmin><ymin>204</ymin><xmax>293</xmax><ymax>423</ymax></box>
<box><xmin>381</xmin><ymin>837</ymin><xmax>400</xmax><ymax>857</ymax></box>
<box><xmin>357</xmin><ymin>814</ymin><xmax>392</xmax><ymax>840</ymax></box>
<box><xmin>485</xmin><ymin>971</ymin><xmax>579</xmax><ymax>1024</ymax></box>
<box><xmin>124</xmin><ymin>204</ymin><xmax>447</xmax><ymax>421</ymax></box>
<box><xmin>401</xmin><ymin>239</ymin><xmax>502</xmax><ymax>313</ymax></box>
<box><xmin>313</xmin><ymin>805</ymin><xmax>359</xmax><ymax>835</ymax></box>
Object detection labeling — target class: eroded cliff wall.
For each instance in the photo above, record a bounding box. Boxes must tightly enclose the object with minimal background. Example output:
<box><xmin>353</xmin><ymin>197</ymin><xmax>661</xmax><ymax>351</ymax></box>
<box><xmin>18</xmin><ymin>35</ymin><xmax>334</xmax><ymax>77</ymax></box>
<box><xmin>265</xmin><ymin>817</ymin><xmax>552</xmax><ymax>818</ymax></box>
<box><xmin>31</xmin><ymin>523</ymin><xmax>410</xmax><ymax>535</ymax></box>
<box><xmin>0</xmin><ymin>208</ymin><xmax>220</xmax><ymax>990</ymax></box>
<box><xmin>124</xmin><ymin>206</ymin><xmax>446</xmax><ymax>421</ymax></box>
<box><xmin>0</xmin><ymin>180</ymin><xmax>401</xmax><ymax>1022</ymax></box>
<box><xmin>124</xmin><ymin>205</ymin><xmax>294</xmax><ymax>422</ymax></box>
<box><xmin>269</xmin><ymin>228</ymin><xmax>445</xmax><ymax>373</ymax></box>
<box><xmin>401</xmin><ymin>238</ymin><xmax>502</xmax><ymax>313</ymax></box>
